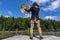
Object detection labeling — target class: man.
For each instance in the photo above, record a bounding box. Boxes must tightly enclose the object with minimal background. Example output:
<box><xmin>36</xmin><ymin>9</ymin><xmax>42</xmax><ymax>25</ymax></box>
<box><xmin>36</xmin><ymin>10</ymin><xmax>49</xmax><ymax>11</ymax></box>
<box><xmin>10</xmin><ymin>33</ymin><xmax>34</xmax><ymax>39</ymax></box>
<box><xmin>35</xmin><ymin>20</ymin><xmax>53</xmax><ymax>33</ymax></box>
<box><xmin>25</xmin><ymin>2</ymin><xmax>43</xmax><ymax>40</ymax></box>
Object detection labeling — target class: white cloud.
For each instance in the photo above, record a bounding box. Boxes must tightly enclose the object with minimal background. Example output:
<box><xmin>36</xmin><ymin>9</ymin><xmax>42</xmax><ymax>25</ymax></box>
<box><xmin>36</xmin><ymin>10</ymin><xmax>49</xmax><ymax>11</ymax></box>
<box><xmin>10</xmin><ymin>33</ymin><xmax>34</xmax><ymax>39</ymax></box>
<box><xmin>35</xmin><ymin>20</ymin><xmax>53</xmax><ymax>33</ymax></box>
<box><xmin>30</xmin><ymin>0</ymin><xmax>49</xmax><ymax>4</ymax></box>
<box><xmin>30</xmin><ymin>0</ymin><xmax>60</xmax><ymax>11</ymax></box>
<box><xmin>44</xmin><ymin>16</ymin><xmax>57</xmax><ymax>20</ymax></box>
<box><xmin>24</xmin><ymin>14</ymin><xmax>31</xmax><ymax>18</ymax></box>
<box><xmin>42</xmin><ymin>0</ymin><xmax>60</xmax><ymax>11</ymax></box>
<box><xmin>5</xmin><ymin>15</ymin><xmax>10</xmax><ymax>18</ymax></box>
<box><xmin>7</xmin><ymin>10</ymin><xmax>13</xmax><ymax>15</ymax></box>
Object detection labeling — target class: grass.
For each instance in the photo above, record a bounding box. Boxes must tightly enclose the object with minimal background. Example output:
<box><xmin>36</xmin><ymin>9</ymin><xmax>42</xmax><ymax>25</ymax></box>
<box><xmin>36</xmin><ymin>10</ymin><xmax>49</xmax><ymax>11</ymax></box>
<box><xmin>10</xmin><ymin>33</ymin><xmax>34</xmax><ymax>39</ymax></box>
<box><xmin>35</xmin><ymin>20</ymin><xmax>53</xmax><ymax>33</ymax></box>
<box><xmin>0</xmin><ymin>31</ymin><xmax>16</xmax><ymax>39</ymax></box>
<box><xmin>0</xmin><ymin>31</ymin><xmax>60</xmax><ymax>40</ymax></box>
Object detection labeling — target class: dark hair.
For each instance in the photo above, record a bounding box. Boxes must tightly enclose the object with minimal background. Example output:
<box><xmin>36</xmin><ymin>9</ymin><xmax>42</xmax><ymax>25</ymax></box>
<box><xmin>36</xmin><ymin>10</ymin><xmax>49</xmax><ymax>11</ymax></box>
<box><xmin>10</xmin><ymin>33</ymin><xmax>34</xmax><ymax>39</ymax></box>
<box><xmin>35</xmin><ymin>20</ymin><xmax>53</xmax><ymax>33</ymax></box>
<box><xmin>32</xmin><ymin>2</ymin><xmax>38</xmax><ymax>7</ymax></box>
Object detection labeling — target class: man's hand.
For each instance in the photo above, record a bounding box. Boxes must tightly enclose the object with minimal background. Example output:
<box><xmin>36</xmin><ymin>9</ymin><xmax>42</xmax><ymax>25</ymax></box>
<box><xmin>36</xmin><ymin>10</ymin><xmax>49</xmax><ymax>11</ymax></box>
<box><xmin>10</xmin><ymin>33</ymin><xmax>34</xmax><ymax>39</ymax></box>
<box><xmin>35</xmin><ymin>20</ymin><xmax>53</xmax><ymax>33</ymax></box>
<box><xmin>35</xmin><ymin>6</ymin><xmax>38</xmax><ymax>8</ymax></box>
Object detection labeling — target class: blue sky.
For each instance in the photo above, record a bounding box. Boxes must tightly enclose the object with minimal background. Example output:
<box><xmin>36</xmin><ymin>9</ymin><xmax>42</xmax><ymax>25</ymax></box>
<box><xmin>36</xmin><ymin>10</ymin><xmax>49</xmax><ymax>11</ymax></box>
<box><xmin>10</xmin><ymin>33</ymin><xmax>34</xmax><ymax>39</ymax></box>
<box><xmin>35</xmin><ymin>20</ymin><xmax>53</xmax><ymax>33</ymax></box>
<box><xmin>0</xmin><ymin>0</ymin><xmax>60</xmax><ymax>21</ymax></box>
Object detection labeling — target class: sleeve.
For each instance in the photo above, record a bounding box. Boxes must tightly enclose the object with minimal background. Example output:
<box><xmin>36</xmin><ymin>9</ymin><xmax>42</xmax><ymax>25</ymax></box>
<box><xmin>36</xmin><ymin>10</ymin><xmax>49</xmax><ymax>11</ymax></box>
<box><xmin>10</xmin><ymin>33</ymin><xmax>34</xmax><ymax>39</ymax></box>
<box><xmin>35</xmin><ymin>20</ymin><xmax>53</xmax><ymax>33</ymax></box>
<box><xmin>37</xmin><ymin>5</ymin><xmax>39</xmax><ymax>8</ymax></box>
<box><xmin>25</xmin><ymin>7</ymin><xmax>32</xmax><ymax>12</ymax></box>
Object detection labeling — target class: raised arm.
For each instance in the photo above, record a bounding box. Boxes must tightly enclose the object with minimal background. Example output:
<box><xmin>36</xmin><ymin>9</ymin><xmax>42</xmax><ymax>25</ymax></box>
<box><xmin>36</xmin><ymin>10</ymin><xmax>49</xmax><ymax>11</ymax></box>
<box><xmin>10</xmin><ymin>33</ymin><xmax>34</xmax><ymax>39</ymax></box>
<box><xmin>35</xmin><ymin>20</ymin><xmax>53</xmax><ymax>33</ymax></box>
<box><xmin>25</xmin><ymin>7</ymin><xmax>32</xmax><ymax>12</ymax></box>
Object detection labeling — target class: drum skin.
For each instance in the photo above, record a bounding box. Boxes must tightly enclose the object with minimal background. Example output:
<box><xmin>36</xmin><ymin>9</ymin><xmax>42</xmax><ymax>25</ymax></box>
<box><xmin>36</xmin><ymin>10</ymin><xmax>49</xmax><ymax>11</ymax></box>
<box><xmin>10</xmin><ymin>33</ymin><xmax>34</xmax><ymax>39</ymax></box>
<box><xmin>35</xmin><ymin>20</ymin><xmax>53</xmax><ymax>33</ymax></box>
<box><xmin>20</xmin><ymin>3</ymin><xmax>30</xmax><ymax>14</ymax></box>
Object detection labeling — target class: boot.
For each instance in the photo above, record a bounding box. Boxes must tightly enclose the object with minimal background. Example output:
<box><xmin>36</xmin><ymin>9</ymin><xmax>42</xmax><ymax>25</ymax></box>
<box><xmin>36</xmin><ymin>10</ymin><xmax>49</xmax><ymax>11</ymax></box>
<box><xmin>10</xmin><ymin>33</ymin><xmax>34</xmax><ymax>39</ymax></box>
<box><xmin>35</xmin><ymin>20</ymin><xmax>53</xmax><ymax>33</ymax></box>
<box><xmin>30</xmin><ymin>36</ymin><xmax>33</xmax><ymax>40</ymax></box>
<box><xmin>39</xmin><ymin>36</ymin><xmax>43</xmax><ymax>40</ymax></box>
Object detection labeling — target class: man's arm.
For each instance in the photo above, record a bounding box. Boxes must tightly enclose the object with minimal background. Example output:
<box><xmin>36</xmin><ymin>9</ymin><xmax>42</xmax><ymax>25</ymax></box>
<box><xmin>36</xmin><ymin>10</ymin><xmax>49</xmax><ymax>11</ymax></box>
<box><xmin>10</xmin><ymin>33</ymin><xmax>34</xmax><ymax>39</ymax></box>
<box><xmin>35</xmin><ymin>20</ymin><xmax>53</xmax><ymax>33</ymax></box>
<box><xmin>25</xmin><ymin>7</ymin><xmax>32</xmax><ymax>12</ymax></box>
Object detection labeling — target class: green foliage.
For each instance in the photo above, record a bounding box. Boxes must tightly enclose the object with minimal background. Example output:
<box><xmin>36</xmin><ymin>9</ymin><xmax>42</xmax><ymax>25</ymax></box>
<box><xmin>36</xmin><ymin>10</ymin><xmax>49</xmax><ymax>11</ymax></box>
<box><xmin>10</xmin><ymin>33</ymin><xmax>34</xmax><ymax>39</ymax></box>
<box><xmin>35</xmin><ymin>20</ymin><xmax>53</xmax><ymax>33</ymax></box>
<box><xmin>0</xmin><ymin>16</ymin><xmax>60</xmax><ymax>32</ymax></box>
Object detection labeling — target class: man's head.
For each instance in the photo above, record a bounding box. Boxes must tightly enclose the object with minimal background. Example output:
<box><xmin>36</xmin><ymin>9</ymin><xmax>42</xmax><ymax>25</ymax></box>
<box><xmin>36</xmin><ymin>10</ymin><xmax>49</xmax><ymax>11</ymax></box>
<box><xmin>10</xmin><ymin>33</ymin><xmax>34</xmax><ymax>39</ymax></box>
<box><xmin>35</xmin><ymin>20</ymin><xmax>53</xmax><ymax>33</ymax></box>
<box><xmin>32</xmin><ymin>2</ymin><xmax>39</xmax><ymax>8</ymax></box>
<box><xmin>33</xmin><ymin>2</ymin><xmax>37</xmax><ymax>6</ymax></box>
